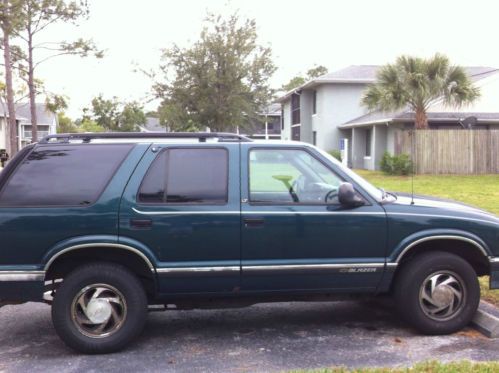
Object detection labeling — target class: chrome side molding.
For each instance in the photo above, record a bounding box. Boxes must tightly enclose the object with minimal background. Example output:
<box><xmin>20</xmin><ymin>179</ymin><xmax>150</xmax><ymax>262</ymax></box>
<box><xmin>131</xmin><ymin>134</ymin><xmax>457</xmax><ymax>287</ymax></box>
<box><xmin>395</xmin><ymin>235</ymin><xmax>489</xmax><ymax>263</ymax></box>
<box><xmin>0</xmin><ymin>271</ymin><xmax>45</xmax><ymax>282</ymax></box>
<box><xmin>155</xmin><ymin>263</ymin><xmax>389</xmax><ymax>276</ymax></box>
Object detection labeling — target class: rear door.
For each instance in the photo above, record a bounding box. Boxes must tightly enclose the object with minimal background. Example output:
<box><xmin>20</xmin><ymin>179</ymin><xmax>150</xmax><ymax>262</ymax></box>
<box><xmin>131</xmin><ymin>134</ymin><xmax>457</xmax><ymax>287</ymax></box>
<box><xmin>119</xmin><ymin>143</ymin><xmax>241</xmax><ymax>294</ymax></box>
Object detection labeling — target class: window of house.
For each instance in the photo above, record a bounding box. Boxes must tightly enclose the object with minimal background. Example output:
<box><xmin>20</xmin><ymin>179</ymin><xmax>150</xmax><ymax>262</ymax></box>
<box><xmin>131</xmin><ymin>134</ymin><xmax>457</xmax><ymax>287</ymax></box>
<box><xmin>312</xmin><ymin>90</ymin><xmax>317</xmax><ymax>115</ymax></box>
<box><xmin>0</xmin><ymin>144</ymin><xmax>132</xmax><ymax>207</ymax></box>
<box><xmin>138</xmin><ymin>148</ymin><xmax>228</xmax><ymax>204</ymax></box>
<box><xmin>365</xmin><ymin>129</ymin><xmax>372</xmax><ymax>157</ymax></box>
<box><xmin>249</xmin><ymin>148</ymin><xmax>343</xmax><ymax>205</ymax></box>
<box><xmin>313</xmin><ymin>131</ymin><xmax>317</xmax><ymax>145</ymax></box>
<box><xmin>291</xmin><ymin>93</ymin><xmax>300</xmax><ymax>125</ymax></box>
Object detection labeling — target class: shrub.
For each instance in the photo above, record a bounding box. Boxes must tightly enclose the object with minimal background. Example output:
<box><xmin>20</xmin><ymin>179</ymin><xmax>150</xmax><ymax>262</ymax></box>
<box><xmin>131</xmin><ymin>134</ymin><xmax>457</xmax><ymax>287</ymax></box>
<box><xmin>380</xmin><ymin>152</ymin><xmax>412</xmax><ymax>175</ymax></box>
<box><xmin>328</xmin><ymin>149</ymin><xmax>342</xmax><ymax>162</ymax></box>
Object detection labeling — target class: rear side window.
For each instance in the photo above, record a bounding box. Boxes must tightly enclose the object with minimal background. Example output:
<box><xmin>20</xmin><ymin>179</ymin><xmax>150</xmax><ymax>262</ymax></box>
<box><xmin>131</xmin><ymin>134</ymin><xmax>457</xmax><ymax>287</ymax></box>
<box><xmin>0</xmin><ymin>144</ymin><xmax>132</xmax><ymax>207</ymax></box>
<box><xmin>138</xmin><ymin>148</ymin><xmax>228</xmax><ymax>204</ymax></box>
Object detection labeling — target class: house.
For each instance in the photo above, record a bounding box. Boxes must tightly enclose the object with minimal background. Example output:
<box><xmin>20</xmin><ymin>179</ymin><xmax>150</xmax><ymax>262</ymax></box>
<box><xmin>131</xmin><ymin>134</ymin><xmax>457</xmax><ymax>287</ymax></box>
<box><xmin>276</xmin><ymin>65</ymin><xmax>499</xmax><ymax>170</ymax></box>
<box><xmin>15</xmin><ymin>103</ymin><xmax>58</xmax><ymax>148</ymax></box>
<box><xmin>0</xmin><ymin>110</ymin><xmax>9</xmax><ymax>152</ymax></box>
<box><xmin>0</xmin><ymin>106</ymin><xmax>23</xmax><ymax>154</ymax></box>
<box><xmin>0</xmin><ymin>103</ymin><xmax>57</xmax><ymax>157</ymax></box>
<box><xmin>138</xmin><ymin>117</ymin><xmax>167</xmax><ymax>133</ymax></box>
<box><xmin>236</xmin><ymin>103</ymin><xmax>282</xmax><ymax>140</ymax></box>
<box><xmin>141</xmin><ymin>105</ymin><xmax>282</xmax><ymax>140</ymax></box>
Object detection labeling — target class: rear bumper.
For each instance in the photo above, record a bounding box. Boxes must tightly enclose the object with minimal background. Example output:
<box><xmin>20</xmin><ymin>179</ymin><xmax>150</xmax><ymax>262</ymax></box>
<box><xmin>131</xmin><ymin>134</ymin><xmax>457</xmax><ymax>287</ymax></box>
<box><xmin>0</xmin><ymin>271</ymin><xmax>45</xmax><ymax>303</ymax></box>
<box><xmin>490</xmin><ymin>258</ymin><xmax>499</xmax><ymax>289</ymax></box>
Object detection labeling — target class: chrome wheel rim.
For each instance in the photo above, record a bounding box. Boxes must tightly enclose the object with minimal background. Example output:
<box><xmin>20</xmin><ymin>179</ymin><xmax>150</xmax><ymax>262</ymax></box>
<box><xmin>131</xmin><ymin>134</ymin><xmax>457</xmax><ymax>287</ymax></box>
<box><xmin>71</xmin><ymin>284</ymin><xmax>127</xmax><ymax>338</ymax></box>
<box><xmin>419</xmin><ymin>271</ymin><xmax>466</xmax><ymax>321</ymax></box>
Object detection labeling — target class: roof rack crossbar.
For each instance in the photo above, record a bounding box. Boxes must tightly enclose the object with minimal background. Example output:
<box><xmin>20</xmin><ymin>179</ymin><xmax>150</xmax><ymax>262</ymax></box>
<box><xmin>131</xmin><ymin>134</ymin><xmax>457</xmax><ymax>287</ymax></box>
<box><xmin>39</xmin><ymin>132</ymin><xmax>253</xmax><ymax>144</ymax></box>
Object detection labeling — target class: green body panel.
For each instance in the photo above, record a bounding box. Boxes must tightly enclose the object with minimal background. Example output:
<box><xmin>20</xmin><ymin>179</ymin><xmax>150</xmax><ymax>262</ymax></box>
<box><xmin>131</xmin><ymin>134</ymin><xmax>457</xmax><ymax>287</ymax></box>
<box><xmin>0</xmin><ymin>140</ymin><xmax>498</xmax><ymax>301</ymax></box>
<box><xmin>239</xmin><ymin>143</ymin><xmax>387</xmax><ymax>291</ymax></box>
<box><xmin>0</xmin><ymin>144</ymin><xmax>149</xmax><ymax>269</ymax></box>
<box><xmin>118</xmin><ymin>143</ymin><xmax>241</xmax><ymax>294</ymax></box>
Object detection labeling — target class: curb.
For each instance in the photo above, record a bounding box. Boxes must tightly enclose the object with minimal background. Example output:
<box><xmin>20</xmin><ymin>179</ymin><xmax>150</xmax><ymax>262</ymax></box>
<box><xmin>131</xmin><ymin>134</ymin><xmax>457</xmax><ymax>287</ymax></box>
<box><xmin>471</xmin><ymin>301</ymin><xmax>499</xmax><ymax>338</ymax></box>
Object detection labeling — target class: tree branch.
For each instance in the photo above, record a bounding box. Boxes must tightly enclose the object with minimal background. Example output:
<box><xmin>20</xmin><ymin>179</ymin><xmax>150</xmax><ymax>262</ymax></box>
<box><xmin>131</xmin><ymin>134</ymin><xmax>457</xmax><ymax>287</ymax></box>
<box><xmin>33</xmin><ymin>52</ymin><xmax>77</xmax><ymax>69</ymax></box>
<box><xmin>33</xmin><ymin>13</ymin><xmax>66</xmax><ymax>34</ymax></box>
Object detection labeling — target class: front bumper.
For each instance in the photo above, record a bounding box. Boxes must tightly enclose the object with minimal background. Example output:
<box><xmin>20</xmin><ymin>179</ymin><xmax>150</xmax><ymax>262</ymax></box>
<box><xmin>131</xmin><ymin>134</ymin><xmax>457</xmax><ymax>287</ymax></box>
<box><xmin>0</xmin><ymin>271</ymin><xmax>45</xmax><ymax>303</ymax></box>
<box><xmin>490</xmin><ymin>258</ymin><xmax>499</xmax><ymax>289</ymax></box>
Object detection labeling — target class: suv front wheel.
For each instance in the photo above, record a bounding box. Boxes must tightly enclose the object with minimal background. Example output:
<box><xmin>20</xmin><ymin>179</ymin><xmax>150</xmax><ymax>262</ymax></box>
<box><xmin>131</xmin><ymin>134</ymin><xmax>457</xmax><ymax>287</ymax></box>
<box><xmin>52</xmin><ymin>262</ymin><xmax>147</xmax><ymax>353</ymax></box>
<box><xmin>394</xmin><ymin>251</ymin><xmax>480</xmax><ymax>335</ymax></box>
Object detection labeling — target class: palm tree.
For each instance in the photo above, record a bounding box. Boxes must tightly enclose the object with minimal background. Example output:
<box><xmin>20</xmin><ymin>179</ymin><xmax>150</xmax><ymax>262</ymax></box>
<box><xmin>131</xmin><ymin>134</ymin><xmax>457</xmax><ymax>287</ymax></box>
<box><xmin>362</xmin><ymin>54</ymin><xmax>480</xmax><ymax>129</ymax></box>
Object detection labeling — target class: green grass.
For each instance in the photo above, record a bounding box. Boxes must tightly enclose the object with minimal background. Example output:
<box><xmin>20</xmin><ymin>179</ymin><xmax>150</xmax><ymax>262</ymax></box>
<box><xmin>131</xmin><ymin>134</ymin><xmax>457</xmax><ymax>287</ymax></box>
<box><xmin>356</xmin><ymin>170</ymin><xmax>499</xmax><ymax>215</ymax></box>
<box><xmin>357</xmin><ymin>171</ymin><xmax>499</xmax><ymax>306</ymax></box>
<box><xmin>291</xmin><ymin>360</ymin><xmax>499</xmax><ymax>373</ymax></box>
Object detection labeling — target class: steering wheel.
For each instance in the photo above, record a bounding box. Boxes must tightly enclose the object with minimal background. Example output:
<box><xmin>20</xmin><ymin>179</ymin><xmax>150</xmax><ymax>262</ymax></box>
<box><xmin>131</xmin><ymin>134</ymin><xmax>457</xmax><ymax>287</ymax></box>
<box><xmin>324</xmin><ymin>188</ymin><xmax>339</xmax><ymax>203</ymax></box>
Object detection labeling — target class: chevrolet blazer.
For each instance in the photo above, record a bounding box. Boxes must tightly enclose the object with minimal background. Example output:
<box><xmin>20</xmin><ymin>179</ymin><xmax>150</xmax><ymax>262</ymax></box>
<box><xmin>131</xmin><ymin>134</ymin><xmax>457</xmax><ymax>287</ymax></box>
<box><xmin>0</xmin><ymin>132</ymin><xmax>498</xmax><ymax>354</ymax></box>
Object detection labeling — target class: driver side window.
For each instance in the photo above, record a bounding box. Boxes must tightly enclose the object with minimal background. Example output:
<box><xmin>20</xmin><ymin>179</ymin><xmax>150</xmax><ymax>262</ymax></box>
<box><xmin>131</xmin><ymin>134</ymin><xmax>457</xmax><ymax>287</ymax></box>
<box><xmin>249</xmin><ymin>148</ymin><xmax>343</xmax><ymax>205</ymax></box>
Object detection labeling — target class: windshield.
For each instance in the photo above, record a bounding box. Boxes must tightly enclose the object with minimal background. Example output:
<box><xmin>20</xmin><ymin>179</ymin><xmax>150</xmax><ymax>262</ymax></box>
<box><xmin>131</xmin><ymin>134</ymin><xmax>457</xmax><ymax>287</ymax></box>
<box><xmin>315</xmin><ymin>147</ymin><xmax>384</xmax><ymax>201</ymax></box>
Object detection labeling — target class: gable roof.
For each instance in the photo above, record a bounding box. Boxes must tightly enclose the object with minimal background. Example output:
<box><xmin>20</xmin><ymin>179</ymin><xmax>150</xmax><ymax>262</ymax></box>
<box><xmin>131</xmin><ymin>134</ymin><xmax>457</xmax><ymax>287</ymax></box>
<box><xmin>14</xmin><ymin>103</ymin><xmax>56</xmax><ymax>126</ymax></box>
<box><xmin>275</xmin><ymin>65</ymin><xmax>499</xmax><ymax>103</ymax></box>
<box><xmin>138</xmin><ymin>117</ymin><xmax>166</xmax><ymax>132</ymax></box>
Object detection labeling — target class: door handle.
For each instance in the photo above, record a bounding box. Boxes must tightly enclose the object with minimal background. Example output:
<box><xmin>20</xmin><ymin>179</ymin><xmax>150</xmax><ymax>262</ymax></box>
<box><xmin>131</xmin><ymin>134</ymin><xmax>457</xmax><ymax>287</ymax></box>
<box><xmin>244</xmin><ymin>217</ymin><xmax>264</xmax><ymax>228</ymax></box>
<box><xmin>130</xmin><ymin>219</ymin><xmax>152</xmax><ymax>229</ymax></box>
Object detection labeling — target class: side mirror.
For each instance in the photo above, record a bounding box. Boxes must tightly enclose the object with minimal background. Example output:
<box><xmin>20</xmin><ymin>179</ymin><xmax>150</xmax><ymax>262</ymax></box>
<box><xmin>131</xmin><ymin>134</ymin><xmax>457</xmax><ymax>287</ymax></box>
<box><xmin>338</xmin><ymin>182</ymin><xmax>365</xmax><ymax>207</ymax></box>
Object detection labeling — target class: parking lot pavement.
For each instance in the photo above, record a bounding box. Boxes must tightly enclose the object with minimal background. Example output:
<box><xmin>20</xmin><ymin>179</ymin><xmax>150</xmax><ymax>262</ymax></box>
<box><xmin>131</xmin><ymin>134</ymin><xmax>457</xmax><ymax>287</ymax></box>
<box><xmin>1</xmin><ymin>300</ymin><xmax>498</xmax><ymax>373</ymax></box>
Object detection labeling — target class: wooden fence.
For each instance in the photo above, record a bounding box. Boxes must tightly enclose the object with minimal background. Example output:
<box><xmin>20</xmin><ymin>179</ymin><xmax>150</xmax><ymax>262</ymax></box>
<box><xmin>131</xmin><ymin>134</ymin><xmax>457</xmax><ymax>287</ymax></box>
<box><xmin>396</xmin><ymin>129</ymin><xmax>499</xmax><ymax>174</ymax></box>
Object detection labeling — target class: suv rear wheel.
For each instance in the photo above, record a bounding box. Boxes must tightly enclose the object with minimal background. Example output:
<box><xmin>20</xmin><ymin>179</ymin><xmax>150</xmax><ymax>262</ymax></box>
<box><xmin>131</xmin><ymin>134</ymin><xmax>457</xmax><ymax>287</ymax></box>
<box><xmin>394</xmin><ymin>251</ymin><xmax>480</xmax><ymax>335</ymax></box>
<box><xmin>52</xmin><ymin>262</ymin><xmax>147</xmax><ymax>353</ymax></box>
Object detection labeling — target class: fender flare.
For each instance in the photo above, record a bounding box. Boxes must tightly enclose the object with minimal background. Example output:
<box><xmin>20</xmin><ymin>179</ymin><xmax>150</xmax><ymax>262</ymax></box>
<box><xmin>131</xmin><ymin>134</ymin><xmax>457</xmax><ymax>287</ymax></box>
<box><xmin>43</xmin><ymin>235</ymin><xmax>158</xmax><ymax>274</ymax></box>
<box><xmin>391</xmin><ymin>231</ymin><xmax>490</xmax><ymax>263</ymax></box>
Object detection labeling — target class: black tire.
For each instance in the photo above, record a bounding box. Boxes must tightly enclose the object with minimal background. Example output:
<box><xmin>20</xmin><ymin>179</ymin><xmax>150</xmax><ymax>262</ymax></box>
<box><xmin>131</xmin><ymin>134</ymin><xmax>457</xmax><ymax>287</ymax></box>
<box><xmin>394</xmin><ymin>251</ymin><xmax>480</xmax><ymax>335</ymax></box>
<box><xmin>52</xmin><ymin>262</ymin><xmax>147</xmax><ymax>354</ymax></box>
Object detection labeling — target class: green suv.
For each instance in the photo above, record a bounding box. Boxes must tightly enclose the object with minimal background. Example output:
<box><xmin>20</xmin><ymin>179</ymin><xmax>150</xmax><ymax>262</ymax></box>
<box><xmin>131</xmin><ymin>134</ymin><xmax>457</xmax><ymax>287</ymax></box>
<box><xmin>0</xmin><ymin>132</ymin><xmax>498</xmax><ymax>353</ymax></box>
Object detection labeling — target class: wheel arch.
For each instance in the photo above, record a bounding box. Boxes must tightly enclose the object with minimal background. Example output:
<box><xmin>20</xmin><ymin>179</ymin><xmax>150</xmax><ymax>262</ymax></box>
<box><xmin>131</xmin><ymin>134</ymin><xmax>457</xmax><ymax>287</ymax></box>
<box><xmin>392</xmin><ymin>234</ymin><xmax>491</xmax><ymax>276</ymax></box>
<box><xmin>44</xmin><ymin>243</ymin><xmax>158</xmax><ymax>298</ymax></box>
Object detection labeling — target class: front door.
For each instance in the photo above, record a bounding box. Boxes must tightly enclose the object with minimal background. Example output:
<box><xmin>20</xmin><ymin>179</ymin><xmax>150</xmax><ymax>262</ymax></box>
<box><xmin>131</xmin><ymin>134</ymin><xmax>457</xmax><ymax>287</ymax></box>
<box><xmin>119</xmin><ymin>143</ymin><xmax>241</xmax><ymax>294</ymax></box>
<box><xmin>240</xmin><ymin>145</ymin><xmax>387</xmax><ymax>292</ymax></box>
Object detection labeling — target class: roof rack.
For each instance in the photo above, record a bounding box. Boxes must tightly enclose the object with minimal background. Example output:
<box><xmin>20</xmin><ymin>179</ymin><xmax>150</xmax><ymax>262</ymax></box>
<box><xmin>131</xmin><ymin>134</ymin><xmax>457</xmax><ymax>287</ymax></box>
<box><xmin>39</xmin><ymin>132</ymin><xmax>253</xmax><ymax>144</ymax></box>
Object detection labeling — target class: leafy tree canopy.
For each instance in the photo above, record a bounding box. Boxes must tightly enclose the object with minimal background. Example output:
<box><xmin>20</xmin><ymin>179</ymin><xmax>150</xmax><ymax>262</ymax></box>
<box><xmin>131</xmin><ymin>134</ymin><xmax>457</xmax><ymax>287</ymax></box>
<box><xmin>280</xmin><ymin>65</ymin><xmax>328</xmax><ymax>92</ymax></box>
<box><xmin>153</xmin><ymin>12</ymin><xmax>276</xmax><ymax>132</ymax></box>
<box><xmin>56</xmin><ymin>111</ymin><xmax>78</xmax><ymax>133</ymax></box>
<box><xmin>86</xmin><ymin>95</ymin><xmax>146</xmax><ymax>132</ymax></box>
<box><xmin>362</xmin><ymin>54</ymin><xmax>480</xmax><ymax>129</ymax></box>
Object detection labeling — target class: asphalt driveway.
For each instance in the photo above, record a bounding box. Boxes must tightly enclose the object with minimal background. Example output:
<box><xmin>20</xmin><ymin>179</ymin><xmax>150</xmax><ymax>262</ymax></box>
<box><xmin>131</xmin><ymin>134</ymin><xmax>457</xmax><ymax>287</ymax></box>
<box><xmin>1</xmin><ymin>300</ymin><xmax>498</xmax><ymax>372</ymax></box>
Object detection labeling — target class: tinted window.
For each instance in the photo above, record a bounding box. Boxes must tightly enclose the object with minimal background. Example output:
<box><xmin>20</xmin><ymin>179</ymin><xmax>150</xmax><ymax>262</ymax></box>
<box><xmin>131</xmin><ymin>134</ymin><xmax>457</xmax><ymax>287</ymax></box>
<box><xmin>0</xmin><ymin>144</ymin><xmax>132</xmax><ymax>207</ymax></box>
<box><xmin>138</xmin><ymin>148</ymin><xmax>228</xmax><ymax>204</ymax></box>
<box><xmin>249</xmin><ymin>148</ymin><xmax>343</xmax><ymax>204</ymax></box>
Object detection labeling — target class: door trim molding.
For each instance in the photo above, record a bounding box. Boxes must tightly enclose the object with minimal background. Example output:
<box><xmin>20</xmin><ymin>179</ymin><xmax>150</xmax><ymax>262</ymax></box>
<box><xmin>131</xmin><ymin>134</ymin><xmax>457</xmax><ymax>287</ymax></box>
<box><xmin>156</xmin><ymin>266</ymin><xmax>240</xmax><ymax>276</ymax></box>
<box><xmin>132</xmin><ymin>207</ymin><xmax>385</xmax><ymax>216</ymax></box>
<box><xmin>156</xmin><ymin>263</ymin><xmax>388</xmax><ymax>276</ymax></box>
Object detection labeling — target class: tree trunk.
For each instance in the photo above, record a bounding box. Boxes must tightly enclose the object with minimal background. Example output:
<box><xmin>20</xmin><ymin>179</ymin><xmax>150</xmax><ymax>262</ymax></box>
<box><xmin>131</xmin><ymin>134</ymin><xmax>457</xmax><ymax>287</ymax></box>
<box><xmin>415</xmin><ymin>107</ymin><xmax>428</xmax><ymax>130</ymax></box>
<box><xmin>2</xmin><ymin>17</ymin><xmax>18</xmax><ymax>156</ymax></box>
<box><xmin>27</xmin><ymin>22</ymin><xmax>38</xmax><ymax>143</ymax></box>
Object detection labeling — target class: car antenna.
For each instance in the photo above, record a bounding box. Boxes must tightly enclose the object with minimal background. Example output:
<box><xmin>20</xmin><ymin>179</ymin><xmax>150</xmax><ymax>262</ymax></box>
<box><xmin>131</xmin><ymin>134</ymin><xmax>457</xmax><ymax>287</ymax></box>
<box><xmin>410</xmin><ymin>129</ymin><xmax>415</xmax><ymax>205</ymax></box>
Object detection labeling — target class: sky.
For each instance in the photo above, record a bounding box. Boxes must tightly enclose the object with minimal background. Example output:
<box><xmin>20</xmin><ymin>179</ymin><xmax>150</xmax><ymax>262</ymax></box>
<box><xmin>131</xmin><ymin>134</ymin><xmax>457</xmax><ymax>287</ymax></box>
<box><xmin>34</xmin><ymin>0</ymin><xmax>499</xmax><ymax>117</ymax></box>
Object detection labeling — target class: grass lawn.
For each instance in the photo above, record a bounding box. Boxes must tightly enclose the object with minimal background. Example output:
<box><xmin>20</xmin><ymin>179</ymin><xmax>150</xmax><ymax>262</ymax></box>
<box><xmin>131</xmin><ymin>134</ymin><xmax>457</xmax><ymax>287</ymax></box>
<box><xmin>355</xmin><ymin>171</ymin><xmax>499</xmax><ymax>215</ymax></box>
<box><xmin>357</xmin><ymin>170</ymin><xmax>499</xmax><ymax>306</ymax></box>
<box><xmin>292</xmin><ymin>360</ymin><xmax>499</xmax><ymax>373</ymax></box>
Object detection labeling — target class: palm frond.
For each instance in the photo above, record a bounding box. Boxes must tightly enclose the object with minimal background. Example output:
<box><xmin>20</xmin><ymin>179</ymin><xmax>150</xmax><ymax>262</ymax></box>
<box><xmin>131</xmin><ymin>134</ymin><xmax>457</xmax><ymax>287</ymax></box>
<box><xmin>361</xmin><ymin>54</ymin><xmax>480</xmax><ymax>119</ymax></box>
